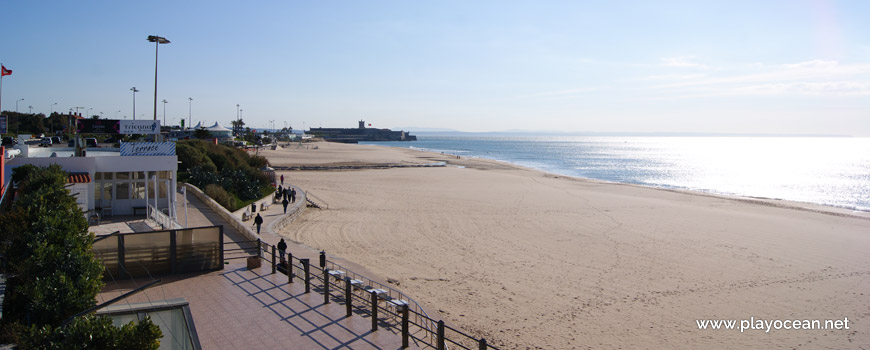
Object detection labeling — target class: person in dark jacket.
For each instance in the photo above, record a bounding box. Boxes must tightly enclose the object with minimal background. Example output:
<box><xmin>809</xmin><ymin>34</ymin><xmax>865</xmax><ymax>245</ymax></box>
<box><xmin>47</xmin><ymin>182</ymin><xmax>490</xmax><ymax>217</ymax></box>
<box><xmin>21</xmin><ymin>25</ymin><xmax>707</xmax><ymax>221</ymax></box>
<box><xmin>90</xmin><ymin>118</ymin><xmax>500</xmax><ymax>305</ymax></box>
<box><xmin>277</xmin><ymin>238</ymin><xmax>288</xmax><ymax>263</ymax></box>
<box><xmin>254</xmin><ymin>213</ymin><xmax>263</xmax><ymax>234</ymax></box>
<box><xmin>282</xmin><ymin>198</ymin><xmax>289</xmax><ymax>214</ymax></box>
<box><xmin>290</xmin><ymin>188</ymin><xmax>297</xmax><ymax>203</ymax></box>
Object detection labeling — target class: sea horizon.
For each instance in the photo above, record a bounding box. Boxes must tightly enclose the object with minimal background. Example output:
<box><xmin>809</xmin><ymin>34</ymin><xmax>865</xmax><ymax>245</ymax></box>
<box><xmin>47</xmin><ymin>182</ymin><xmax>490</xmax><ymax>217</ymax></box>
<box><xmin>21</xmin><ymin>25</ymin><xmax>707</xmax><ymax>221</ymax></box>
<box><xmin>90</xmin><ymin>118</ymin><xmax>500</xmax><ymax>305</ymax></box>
<box><xmin>362</xmin><ymin>135</ymin><xmax>870</xmax><ymax>213</ymax></box>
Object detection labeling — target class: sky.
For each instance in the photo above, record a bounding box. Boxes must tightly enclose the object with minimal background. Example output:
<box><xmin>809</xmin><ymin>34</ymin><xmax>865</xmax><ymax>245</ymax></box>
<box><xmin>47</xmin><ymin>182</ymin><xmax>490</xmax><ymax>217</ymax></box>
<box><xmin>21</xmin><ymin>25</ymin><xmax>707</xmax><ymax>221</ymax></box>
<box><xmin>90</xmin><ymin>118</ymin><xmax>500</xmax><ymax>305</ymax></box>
<box><xmin>1</xmin><ymin>0</ymin><xmax>869</xmax><ymax>136</ymax></box>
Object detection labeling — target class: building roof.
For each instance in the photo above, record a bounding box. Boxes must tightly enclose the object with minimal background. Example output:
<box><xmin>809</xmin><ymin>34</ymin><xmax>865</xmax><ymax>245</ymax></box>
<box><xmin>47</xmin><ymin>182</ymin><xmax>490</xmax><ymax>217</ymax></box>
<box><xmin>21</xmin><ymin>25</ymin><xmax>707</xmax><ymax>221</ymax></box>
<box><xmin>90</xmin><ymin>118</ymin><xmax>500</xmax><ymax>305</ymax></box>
<box><xmin>207</xmin><ymin>122</ymin><xmax>232</xmax><ymax>132</ymax></box>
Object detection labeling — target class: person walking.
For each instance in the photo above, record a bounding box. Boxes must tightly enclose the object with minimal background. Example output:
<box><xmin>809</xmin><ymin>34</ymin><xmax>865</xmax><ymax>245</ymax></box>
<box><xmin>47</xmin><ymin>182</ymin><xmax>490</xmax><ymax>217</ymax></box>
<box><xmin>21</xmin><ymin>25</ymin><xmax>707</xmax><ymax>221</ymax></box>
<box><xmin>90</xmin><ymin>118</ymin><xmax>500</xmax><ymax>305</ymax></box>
<box><xmin>277</xmin><ymin>238</ymin><xmax>288</xmax><ymax>263</ymax></box>
<box><xmin>290</xmin><ymin>188</ymin><xmax>297</xmax><ymax>203</ymax></box>
<box><xmin>254</xmin><ymin>213</ymin><xmax>263</xmax><ymax>234</ymax></box>
<box><xmin>282</xmin><ymin>188</ymin><xmax>288</xmax><ymax>201</ymax></box>
<box><xmin>280</xmin><ymin>174</ymin><xmax>284</xmax><ymax>185</ymax></box>
<box><xmin>282</xmin><ymin>197</ymin><xmax>289</xmax><ymax>214</ymax></box>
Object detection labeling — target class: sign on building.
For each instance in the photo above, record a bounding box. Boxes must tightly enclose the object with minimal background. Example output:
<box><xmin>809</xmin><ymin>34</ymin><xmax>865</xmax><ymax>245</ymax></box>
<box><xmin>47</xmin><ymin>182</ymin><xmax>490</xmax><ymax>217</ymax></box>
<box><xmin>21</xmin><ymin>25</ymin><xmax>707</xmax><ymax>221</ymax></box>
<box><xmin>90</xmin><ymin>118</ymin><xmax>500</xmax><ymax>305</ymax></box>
<box><xmin>120</xmin><ymin>120</ymin><xmax>161</xmax><ymax>135</ymax></box>
<box><xmin>76</xmin><ymin>119</ymin><xmax>162</xmax><ymax>134</ymax></box>
<box><xmin>120</xmin><ymin>142</ymin><xmax>176</xmax><ymax>156</ymax></box>
<box><xmin>77</xmin><ymin>119</ymin><xmax>120</xmax><ymax>134</ymax></box>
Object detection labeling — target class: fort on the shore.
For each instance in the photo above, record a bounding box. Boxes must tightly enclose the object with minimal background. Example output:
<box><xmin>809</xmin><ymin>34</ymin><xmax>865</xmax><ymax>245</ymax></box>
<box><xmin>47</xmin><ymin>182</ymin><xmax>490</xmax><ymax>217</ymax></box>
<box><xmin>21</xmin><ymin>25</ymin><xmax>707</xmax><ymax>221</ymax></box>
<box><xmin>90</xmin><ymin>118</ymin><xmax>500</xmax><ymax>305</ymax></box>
<box><xmin>308</xmin><ymin>120</ymin><xmax>416</xmax><ymax>143</ymax></box>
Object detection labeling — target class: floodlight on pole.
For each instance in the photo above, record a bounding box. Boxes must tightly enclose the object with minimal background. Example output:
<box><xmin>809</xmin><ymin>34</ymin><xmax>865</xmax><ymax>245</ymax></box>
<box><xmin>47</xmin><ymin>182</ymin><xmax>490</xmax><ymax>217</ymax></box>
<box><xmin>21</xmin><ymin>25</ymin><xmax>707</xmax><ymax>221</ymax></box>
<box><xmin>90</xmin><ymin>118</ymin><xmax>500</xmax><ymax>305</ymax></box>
<box><xmin>162</xmin><ymin>99</ymin><xmax>168</xmax><ymax>126</ymax></box>
<box><xmin>148</xmin><ymin>35</ymin><xmax>170</xmax><ymax>141</ymax></box>
<box><xmin>188</xmin><ymin>97</ymin><xmax>193</xmax><ymax>129</ymax></box>
<box><xmin>131</xmin><ymin>87</ymin><xmax>139</xmax><ymax>120</ymax></box>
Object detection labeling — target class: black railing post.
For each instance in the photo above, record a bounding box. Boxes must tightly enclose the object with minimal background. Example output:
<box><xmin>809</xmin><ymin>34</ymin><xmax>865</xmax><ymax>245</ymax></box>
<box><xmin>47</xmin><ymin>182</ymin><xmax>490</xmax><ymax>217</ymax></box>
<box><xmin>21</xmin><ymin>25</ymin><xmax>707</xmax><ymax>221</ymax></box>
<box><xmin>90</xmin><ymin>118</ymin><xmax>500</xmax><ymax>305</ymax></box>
<box><xmin>401</xmin><ymin>304</ymin><xmax>409</xmax><ymax>349</ymax></box>
<box><xmin>288</xmin><ymin>252</ymin><xmax>293</xmax><ymax>283</ymax></box>
<box><xmin>323</xmin><ymin>268</ymin><xmax>330</xmax><ymax>305</ymax></box>
<box><xmin>301</xmin><ymin>258</ymin><xmax>310</xmax><ymax>293</ymax></box>
<box><xmin>370</xmin><ymin>290</ymin><xmax>379</xmax><ymax>332</ymax></box>
<box><xmin>479</xmin><ymin>338</ymin><xmax>487</xmax><ymax>350</ymax></box>
<box><xmin>118</xmin><ymin>234</ymin><xmax>126</xmax><ymax>278</ymax></box>
<box><xmin>344</xmin><ymin>277</ymin><xmax>352</xmax><ymax>317</ymax></box>
<box><xmin>319</xmin><ymin>250</ymin><xmax>326</xmax><ymax>268</ymax></box>
<box><xmin>257</xmin><ymin>238</ymin><xmax>262</xmax><ymax>258</ymax></box>
<box><xmin>271</xmin><ymin>245</ymin><xmax>276</xmax><ymax>274</ymax></box>
<box><xmin>437</xmin><ymin>320</ymin><xmax>445</xmax><ymax>350</ymax></box>
<box><xmin>169</xmin><ymin>230</ymin><xmax>176</xmax><ymax>274</ymax></box>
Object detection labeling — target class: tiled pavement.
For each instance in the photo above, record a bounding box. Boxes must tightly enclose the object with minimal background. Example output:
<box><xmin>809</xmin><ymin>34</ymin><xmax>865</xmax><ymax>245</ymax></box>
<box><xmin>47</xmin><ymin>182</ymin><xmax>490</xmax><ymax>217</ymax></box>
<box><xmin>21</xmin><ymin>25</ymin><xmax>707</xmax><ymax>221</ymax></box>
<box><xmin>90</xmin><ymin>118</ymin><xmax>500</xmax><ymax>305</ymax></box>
<box><xmin>94</xmin><ymin>188</ymin><xmax>424</xmax><ymax>349</ymax></box>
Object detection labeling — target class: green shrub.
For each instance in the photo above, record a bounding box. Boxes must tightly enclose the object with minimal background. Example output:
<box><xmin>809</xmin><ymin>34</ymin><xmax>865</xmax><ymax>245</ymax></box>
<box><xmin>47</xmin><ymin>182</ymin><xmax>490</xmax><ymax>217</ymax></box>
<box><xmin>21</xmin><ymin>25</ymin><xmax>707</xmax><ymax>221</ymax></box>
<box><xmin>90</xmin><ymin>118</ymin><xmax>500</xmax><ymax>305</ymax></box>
<box><xmin>204</xmin><ymin>184</ymin><xmax>236</xmax><ymax>211</ymax></box>
<box><xmin>19</xmin><ymin>314</ymin><xmax>162</xmax><ymax>350</ymax></box>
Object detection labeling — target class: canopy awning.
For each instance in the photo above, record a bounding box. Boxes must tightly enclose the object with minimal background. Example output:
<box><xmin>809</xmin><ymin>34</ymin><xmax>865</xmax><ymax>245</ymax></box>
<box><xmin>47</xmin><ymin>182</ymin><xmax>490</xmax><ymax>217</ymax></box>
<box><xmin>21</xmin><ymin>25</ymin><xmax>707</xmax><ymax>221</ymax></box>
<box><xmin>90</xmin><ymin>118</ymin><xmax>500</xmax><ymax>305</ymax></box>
<box><xmin>68</xmin><ymin>172</ymin><xmax>91</xmax><ymax>183</ymax></box>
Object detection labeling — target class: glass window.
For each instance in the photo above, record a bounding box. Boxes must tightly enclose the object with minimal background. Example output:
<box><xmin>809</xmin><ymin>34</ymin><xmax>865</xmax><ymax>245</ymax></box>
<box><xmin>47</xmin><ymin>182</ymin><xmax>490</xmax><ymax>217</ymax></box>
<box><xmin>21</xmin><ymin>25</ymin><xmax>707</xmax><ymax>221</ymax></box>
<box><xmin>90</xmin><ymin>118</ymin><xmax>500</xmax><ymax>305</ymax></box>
<box><xmin>159</xmin><ymin>171</ymin><xmax>170</xmax><ymax>180</ymax></box>
<box><xmin>102</xmin><ymin>183</ymin><xmax>113</xmax><ymax>201</ymax></box>
<box><xmin>116</xmin><ymin>172</ymin><xmax>129</xmax><ymax>180</ymax></box>
<box><xmin>102</xmin><ymin>172</ymin><xmax>113</xmax><ymax>180</ymax></box>
<box><xmin>132</xmin><ymin>171</ymin><xmax>145</xmax><ymax>180</ymax></box>
<box><xmin>94</xmin><ymin>184</ymin><xmax>101</xmax><ymax>203</ymax></box>
<box><xmin>116</xmin><ymin>183</ymin><xmax>129</xmax><ymax>200</ymax></box>
<box><xmin>132</xmin><ymin>182</ymin><xmax>146</xmax><ymax>199</ymax></box>
<box><xmin>158</xmin><ymin>181</ymin><xmax>168</xmax><ymax>199</ymax></box>
<box><xmin>95</xmin><ymin>172</ymin><xmax>102</xmax><ymax>180</ymax></box>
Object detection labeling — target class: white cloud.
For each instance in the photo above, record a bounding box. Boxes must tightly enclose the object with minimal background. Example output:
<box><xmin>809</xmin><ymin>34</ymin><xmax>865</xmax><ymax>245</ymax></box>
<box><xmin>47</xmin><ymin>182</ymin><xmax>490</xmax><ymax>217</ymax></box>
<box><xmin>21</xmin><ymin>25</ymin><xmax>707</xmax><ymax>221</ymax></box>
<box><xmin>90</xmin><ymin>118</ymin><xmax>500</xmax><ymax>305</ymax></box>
<box><xmin>659</xmin><ymin>56</ymin><xmax>709</xmax><ymax>69</ymax></box>
<box><xmin>645</xmin><ymin>59</ymin><xmax>870</xmax><ymax>97</ymax></box>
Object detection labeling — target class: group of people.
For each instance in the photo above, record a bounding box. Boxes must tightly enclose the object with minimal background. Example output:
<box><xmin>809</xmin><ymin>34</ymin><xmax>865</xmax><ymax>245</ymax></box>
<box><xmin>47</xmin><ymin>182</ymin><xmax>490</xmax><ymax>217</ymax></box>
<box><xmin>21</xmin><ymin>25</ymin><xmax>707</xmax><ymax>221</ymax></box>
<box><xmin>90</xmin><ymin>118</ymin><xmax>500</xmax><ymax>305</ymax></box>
<box><xmin>253</xmin><ymin>174</ymin><xmax>299</xmax><ymax>234</ymax></box>
<box><xmin>276</xmin><ymin>184</ymin><xmax>297</xmax><ymax>214</ymax></box>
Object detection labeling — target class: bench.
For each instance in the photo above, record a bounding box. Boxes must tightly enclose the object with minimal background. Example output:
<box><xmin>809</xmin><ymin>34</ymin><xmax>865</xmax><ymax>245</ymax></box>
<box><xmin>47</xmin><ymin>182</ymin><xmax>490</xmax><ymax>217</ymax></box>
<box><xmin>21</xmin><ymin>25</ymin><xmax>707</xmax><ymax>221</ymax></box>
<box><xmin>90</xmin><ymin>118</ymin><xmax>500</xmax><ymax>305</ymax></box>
<box><xmin>132</xmin><ymin>206</ymin><xmax>147</xmax><ymax>215</ymax></box>
<box><xmin>242</xmin><ymin>210</ymin><xmax>252</xmax><ymax>221</ymax></box>
<box><xmin>260</xmin><ymin>201</ymin><xmax>271</xmax><ymax>211</ymax></box>
<box><xmin>327</xmin><ymin>270</ymin><xmax>345</xmax><ymax>281</ymax></box>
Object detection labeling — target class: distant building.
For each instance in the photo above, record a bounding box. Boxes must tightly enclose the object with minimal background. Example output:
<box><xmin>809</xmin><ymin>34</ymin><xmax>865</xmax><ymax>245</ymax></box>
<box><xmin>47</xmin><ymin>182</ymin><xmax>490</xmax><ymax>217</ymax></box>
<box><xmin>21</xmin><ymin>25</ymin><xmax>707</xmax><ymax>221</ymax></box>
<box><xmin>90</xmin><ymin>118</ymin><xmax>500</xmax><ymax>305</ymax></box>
<box><xmin>308</xmin><ymin>120</ymin><xmax>416</xmax><ymax>143</ymax></box>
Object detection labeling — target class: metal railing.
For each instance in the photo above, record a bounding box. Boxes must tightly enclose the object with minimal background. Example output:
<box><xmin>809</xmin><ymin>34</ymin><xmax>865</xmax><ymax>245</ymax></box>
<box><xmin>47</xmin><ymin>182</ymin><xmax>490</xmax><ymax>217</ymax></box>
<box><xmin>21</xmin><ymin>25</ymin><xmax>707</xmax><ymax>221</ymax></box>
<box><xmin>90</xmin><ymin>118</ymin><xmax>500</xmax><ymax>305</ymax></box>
<box><xmin>148</xmin><ymin>204</ymin><xmax>183</xmax><ymax>229</ymax></box>
<box><xmin>232</xmin><ymin>241</ymin><xmax>501</xmax><ymax>349</ymax></box>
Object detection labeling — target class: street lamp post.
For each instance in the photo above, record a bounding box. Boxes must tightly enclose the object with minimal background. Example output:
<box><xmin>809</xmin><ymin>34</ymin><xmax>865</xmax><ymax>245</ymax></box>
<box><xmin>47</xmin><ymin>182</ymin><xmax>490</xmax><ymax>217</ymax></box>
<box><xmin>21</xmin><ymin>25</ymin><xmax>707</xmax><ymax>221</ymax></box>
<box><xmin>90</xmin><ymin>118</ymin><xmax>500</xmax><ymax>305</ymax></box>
<box><xmin>16</xmin><ymin>98</ymin><xmax>23</xmax><ymax>112</ymax></box>
<box><xmin>50</xmin><ymin>102</ymin><xmax>57</xmax><ymax>115</ymax></box>
<box><xmin>87</xmin><ymin>108</ymin><xmax>93</xmax><ymax>119</ymax></box>
<box><xmin>28</xmin><ymin>105</ymin><xmax>32</xmax><ymax>114</ymax></box>
<box><xmin>236</xmin><ymin>104</ymin><xmax>240</xmax><ymax>136</ymax></box>
<box><xmin>188</xmin><ymin>97</ymin><xmax>193</xmax><ymax>129</ymax></box>
<box><xmin>162</xmin><ymin>99</ymin><xmax>168</xmax><ymax>126</ymax></box>
<box><xmin>148</xmin><ymin>35</ymin><xmax>170</xmax><ymax>140</ymax></box>
<box><xmin>131</xmin><ymin>87</ymin><xmax>139</xmax><ymax>120</ymax></box>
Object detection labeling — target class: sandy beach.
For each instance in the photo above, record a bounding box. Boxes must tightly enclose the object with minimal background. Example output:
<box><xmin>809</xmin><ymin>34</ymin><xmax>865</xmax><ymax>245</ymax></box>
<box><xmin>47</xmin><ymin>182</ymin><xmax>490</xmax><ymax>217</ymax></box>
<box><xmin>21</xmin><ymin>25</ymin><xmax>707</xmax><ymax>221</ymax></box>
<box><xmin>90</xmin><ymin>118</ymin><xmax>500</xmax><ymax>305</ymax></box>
<box><xmin>260</xmin><ymin>141</ymin><xmax>870</xmax><ymax>349</ymax></box>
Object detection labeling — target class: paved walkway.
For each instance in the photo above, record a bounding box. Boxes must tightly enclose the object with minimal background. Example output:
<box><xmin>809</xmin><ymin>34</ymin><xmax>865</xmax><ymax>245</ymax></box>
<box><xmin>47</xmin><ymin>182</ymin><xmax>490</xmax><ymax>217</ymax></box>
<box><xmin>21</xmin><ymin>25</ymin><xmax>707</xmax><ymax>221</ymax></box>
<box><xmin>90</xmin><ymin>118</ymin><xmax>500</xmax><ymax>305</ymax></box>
<box><xmin>95</xmin><ymin>187</ymin><xmax>423</xmax><ymax>349</ymax></box>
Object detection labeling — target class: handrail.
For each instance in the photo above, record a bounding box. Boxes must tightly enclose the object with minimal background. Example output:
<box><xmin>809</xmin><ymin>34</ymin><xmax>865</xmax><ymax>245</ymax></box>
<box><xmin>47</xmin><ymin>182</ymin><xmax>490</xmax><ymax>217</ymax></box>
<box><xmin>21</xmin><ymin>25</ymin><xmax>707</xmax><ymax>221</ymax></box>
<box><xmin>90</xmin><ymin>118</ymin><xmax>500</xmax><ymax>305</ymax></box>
<box><xmin>304</xmin><ymin>190</ymin><xmax>328</xmax><ymax>209</ymax></box>
<box><xmin>148</xmin><ymin>204</ymin><xmax>183</xmax><ymax>229</ymax></box>
<box><xmin>94</xmin><ymin>230</ymin><xmax>121</xmax><ymax>243</ymax></box>
<box><xmin>323</xmin><ymin>258</ymin><xmax>438</xmax><ymax>344</ymax></box>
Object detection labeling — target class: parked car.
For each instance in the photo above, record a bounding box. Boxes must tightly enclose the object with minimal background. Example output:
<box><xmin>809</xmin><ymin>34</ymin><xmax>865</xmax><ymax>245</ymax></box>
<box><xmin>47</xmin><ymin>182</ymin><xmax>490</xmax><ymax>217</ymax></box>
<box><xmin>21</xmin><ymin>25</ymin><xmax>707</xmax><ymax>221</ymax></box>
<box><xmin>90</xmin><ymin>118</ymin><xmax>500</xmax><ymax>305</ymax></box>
<box><xmin>51</xmin><ymin>136</ymin><xmax>62</xmax><ymax>144</ymax></box>
<box><xmin>40</xmin><ymin>138</ymin><xmax>52</xmax><ymax>147</ymax></box>
<box><xmin>1</xmin><ymin>136</ymin><xmax>15</xmax><ymax>146</ymax></box>
<box><xmin>67</xmin><ymin>138</ymin><xmax>100</xmax><ymax>148</ymax></box>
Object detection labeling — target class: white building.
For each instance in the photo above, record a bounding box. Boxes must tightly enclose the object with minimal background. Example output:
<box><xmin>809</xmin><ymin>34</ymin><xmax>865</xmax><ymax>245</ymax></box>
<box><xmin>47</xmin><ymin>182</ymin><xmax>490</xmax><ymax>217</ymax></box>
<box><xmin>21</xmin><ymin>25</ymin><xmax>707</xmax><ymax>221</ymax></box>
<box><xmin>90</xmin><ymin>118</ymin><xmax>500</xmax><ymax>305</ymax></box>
<box><xmin>4</xmin><ymin>144</ymin><xmax>177</xmax><ymax>219</ymax></box>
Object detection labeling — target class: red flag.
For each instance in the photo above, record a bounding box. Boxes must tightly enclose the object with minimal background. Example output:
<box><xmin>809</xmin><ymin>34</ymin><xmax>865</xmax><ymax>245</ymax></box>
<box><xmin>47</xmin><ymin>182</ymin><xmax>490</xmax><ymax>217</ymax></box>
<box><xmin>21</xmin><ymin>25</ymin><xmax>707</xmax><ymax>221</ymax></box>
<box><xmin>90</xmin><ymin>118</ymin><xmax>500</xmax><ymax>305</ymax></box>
<box><xmin>1</xmin><ymin>65</ymin><xmax>10</xmax><ymax>76</ymax></box>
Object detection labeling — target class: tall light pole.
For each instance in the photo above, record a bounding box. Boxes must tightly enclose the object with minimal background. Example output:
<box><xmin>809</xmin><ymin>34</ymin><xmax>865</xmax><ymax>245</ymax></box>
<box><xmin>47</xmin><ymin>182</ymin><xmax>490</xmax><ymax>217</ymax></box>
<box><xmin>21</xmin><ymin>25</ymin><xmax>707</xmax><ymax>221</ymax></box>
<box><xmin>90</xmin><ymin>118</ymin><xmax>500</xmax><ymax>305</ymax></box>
<box><xmin>148</xmin><ymin>35</ymin><xmax>170</xmax><ymax>141</ymax></box>
<box><xmin>28</xmin><ymin>105</ymin><xmax>32</xmax><ymax>114</ymax></box>
<box><xmin>51</xmin><ymin>102</ymin><xmax>57</xmax><ymax>115</ymax></box>
<box><xmin>131</xmin><ymin>87</ymin><xmax>139</xmax><ymax>120</ymax></box>
<box><xmin>188</xmin><ymin>97</ymin><xmax>193</xmax><ymax>129</ymax></box>
<box><xmin>16</xmin><ymin>98</ymin><xmax>23</xmax><ymax>112</ymax></box>
<box><xmin>162</xmin><ymin>99</ymin><xmax>168</xmax><ymax>126</ymax></box>
<box><xmin>236</xmin><ymin>104</ymin><xmax>240</xmax><ymax>136</ymax></box>
<box><xmin>87</xmin><ymin>107</ymin><xmax>93</xmax><ymax>118</ymax></box>
<box><xmin>115</xmin><ymin>110</ymin><xmax>121</xmax><ymax>118</ymax></box>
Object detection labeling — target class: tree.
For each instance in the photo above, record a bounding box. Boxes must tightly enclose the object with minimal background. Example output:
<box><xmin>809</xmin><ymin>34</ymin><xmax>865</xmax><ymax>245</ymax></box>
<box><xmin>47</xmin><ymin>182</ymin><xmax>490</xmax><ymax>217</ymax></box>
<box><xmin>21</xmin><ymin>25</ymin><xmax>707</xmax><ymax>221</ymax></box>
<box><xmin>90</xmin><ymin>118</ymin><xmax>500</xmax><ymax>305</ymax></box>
<box><xmin>1</xmin><ymin>165</ymin><xmax>104</xmax><ymax>325</ymax></box>
<box><xmin>193</xmin><ymin>127</ymin><xmax>212</xmax><ymax>139</ymax></box>
<box><xmin>0</xmin><ymin>165</ymin><xmax>161</xmax><ymax>348</ymax></box>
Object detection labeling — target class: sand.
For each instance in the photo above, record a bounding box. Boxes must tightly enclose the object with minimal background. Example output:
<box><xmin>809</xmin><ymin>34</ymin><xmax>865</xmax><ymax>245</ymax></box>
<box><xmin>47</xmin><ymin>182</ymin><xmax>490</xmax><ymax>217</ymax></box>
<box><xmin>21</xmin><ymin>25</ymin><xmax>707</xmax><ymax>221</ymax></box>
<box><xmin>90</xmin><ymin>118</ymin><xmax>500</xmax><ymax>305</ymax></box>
<box><xmin>260</xmin><ymin>141</ymin><xmax>870</xmax><ymax>349</ymax></box>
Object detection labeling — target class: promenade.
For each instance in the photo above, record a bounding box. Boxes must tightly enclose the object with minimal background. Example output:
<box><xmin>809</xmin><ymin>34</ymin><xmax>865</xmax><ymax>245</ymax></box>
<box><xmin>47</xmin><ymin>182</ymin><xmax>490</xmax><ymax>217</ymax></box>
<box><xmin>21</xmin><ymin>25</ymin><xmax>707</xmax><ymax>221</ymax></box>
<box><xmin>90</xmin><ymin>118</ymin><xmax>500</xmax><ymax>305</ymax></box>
<box><xmin>95</xmin><ymin>186</ymin><xmax>418</xmax><ymax>349</ymax></box>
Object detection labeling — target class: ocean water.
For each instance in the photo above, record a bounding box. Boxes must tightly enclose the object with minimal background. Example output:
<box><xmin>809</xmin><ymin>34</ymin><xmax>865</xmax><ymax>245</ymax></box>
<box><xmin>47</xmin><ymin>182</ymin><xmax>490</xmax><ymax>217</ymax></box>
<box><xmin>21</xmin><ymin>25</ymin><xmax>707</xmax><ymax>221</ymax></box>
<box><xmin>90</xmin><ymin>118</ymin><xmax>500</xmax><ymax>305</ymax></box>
<box><xmin>362</xmin><ymin>136</ymin><xmax>870</xmax><ymax>212</ymax></box>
